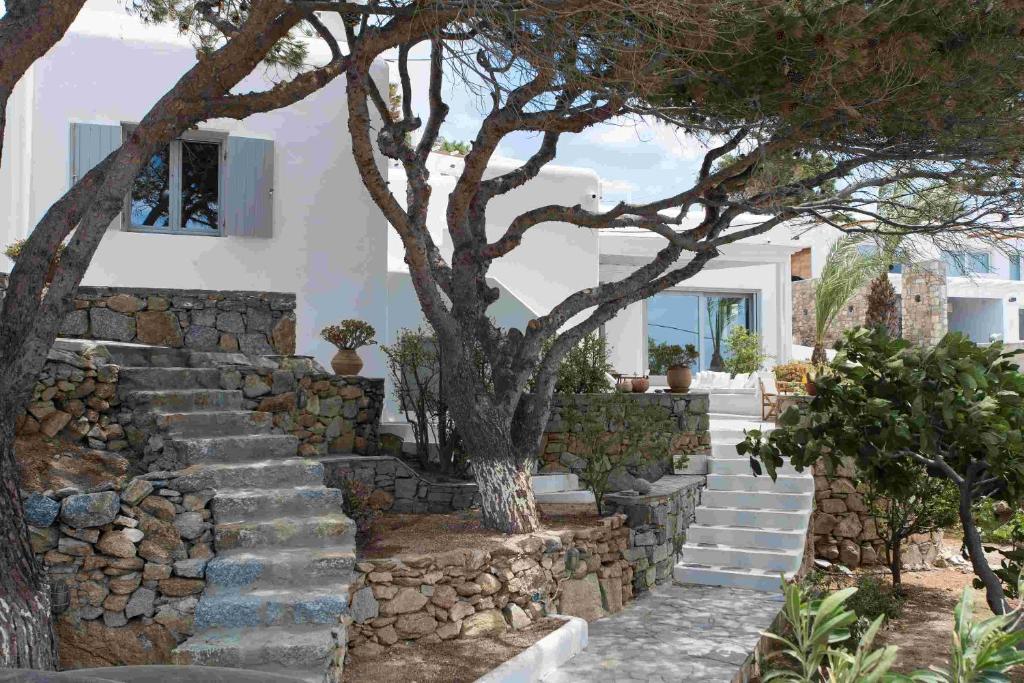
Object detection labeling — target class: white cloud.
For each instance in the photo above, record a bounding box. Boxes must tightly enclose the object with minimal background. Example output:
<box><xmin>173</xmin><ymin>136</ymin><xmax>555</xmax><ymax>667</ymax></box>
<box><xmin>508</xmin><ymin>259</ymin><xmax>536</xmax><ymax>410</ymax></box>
<box><xmin>585</xmin><ymin>117</ymin><xmax>707</xmax><ymax>160</ymax></box>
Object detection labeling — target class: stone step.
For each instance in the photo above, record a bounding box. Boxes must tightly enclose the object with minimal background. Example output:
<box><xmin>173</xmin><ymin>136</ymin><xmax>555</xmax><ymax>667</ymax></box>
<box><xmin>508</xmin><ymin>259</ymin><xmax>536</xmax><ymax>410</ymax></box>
<box><xmin>100</xmin><ymin>342</ymin><xmax>192</xmax><ymax>369</ymax></box>
<box><xmin>706</xmin><ymin>473</ymin><xmax>813</xmax><ymax>494</ymax></box>
<box><xmin>173</xmin><ymin>624</ymin><xmax>339</xmax><ymax>681</ymax></box>
<box><xmin>172</xmin><ymin>458</ymin><xmax>325</xmax><ymax>492</ymax></box>
<box><xmin>680</xmin><ymin>543</ymin><xmax>802</xmax><ymax>573</ymax></box>
<box><xmin>702</xmin><ymin>489</ymin><xmax>812</xmax><ymax>512</ymax></box>
<box><xmin>205</xmin><ymin>547</ymin><xmax>356</xmax><ymax>591</ymax></box>
<box><xmin>686</xmin><ymin>524</ymin><xmax>807</xmax><ymax>552</ymax></box>
<box><xmin>165</xmin><ymin>435</ymin><xmax>299</xmax><ymax>465</ymax></box>
<box><xmin>215</xmin><ymin>513</ymin><xmax>355</xmax><ymax>551</ymax></box>
<box><xmin>673</xmin><ymin>564</ymin><xmax>790</xmax><ymax>593</ymax></box>
<box><xmin>708</xmin><ymin>458</ymin><xmax>799</xmax><ymax>476</ymax></box>
<box><xmin>125</xmin><ymin>389</ymin><xmax>244</xmax><ymax>412</ymax></box>
<box><xmin>532</xmin><ymin>474</ymin><xmax>580</xmax><ymax>494</ymax></box>
<box><xmin>193</xmin><ymin>586</ymin><xmax>349</xmax><ymax>630</ymax></box>
<box><xmin>673</xmin><ymin>452</ymin><xmax>708</xmax><ymax>475</ymax></box>
<box><xmin>156</xmin><ymin>410</ymin><xmax>274</xmax><ymax>438</ymax></box>
<box><xmin>534</xmin><ymin>490</ymin><xmax>595</xmax><ymax>505</ymax></box>
<box><xmin>695</xmin><ymin>506</ymin><xmax>808</xmax><ymax>531</ymax></box>
<box><xmin>120</xmin><ymin>367</ymin><xmax>224</xmax><ymax>391</ymax></box>
<box><xmin>212</xmin><ymin>487</ymin><xmax>346</xmax><ymax>522</ymax></box>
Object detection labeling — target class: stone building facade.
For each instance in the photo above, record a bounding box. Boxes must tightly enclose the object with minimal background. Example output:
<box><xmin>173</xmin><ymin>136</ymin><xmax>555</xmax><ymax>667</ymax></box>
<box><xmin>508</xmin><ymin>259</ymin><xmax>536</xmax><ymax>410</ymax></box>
<box><xmin>792</xmin><ymin>260</ymin><xmax>948</xmax><ymax>349</ymax></box>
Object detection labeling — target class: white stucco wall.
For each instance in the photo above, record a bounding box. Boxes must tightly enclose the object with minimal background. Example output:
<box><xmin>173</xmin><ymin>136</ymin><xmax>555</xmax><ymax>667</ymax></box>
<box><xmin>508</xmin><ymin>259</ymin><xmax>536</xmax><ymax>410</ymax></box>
<box><xmin>0</xmin><ymin>2</ymin><xmax>390</xmax><ymax>374</ymax></box>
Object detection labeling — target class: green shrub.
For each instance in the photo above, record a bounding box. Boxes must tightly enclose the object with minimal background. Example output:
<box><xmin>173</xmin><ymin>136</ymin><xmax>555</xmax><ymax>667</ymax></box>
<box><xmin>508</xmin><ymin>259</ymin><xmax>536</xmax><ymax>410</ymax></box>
<box><xmin>723</xmin><ymin>326</ymin><xmax>769</xmax><ymax>375</ymax></box>
<box><xmin>554</xmin><ymin>334</ymin><xmax>613</xmax><ymax>394</ymax></box>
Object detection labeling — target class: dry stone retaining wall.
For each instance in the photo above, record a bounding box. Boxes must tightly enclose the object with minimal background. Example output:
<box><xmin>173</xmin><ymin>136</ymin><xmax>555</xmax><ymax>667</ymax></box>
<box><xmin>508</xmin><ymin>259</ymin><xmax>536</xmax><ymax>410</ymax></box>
<box><xmin>16</xmin><ymin>345</ymin><xmax>130</xmax><ymax>453</ymax></box>
<box><xmin>605</xmin><ymin>475</ymin><xmax>703</xmax><ymax>593</ymax></box>
<box><xmin>347</xmin><ymin>515</ymin><xmax>632</xmax><ymax>657</ymax></box>
<box><xmin>25</xmin><ymin>469</ymin><xmax>216</xmax><ymax>667</ymax></box>
<box><xmin>322</xmin><ymin>455</ymin><xmax>479</xmax><ymax>514</ymax></box>
<box><xmin>0</xmin><ymin>276</ymin><xmax>296</xmax><ymax>356</ymax></box>
<box><xmin>539</xmin><ymin>392</ymin><xmax>711</xmax><ymax>482</ymax></box>
<box><xmin>812</xmin><ymin>459</ymin><xmax>941</xmax><ymax>569</ymax></box>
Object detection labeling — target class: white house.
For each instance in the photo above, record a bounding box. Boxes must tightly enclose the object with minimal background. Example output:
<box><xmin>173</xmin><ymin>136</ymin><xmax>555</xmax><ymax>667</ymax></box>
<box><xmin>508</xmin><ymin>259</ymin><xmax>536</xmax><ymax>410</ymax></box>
<box><xmin>0</xmin><ymin>0</ymin><xmax>391</xmax><ymax>375</ymax></box>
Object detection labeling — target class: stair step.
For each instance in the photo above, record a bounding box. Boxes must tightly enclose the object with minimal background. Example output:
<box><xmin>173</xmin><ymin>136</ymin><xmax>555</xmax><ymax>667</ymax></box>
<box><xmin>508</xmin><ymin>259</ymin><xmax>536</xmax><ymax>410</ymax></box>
<box><xmin>687</xmin><ymin>524</ymin><xmax>806</xmax><ymax>552</ymax></box>
<box><xmin>707</xmin><ymin>473</ymin><xmax>813</xmax><ymax>494</ymax></box>
<box><xmin>532</xmin><ymin>474</ymin><xmax>580</xmax><ymax>494</ymax></box>
<box><xmin>535</xmin><ymin>490</ymin><xmax>595</xmax><ymax>504</ymax></box>
<box><xmin>125</xmin><ymin>389</ymin><xmax>243</xmax><ymax>412</ymax></box>
<box><xmin>215</xmin><ymin>513</ymin><xmax>355</xmax><ymax>551</ymax></box>
<box><xmin>165</xmin><ymin>435</ymin><xmax>299</xmax><ymax>465</ymax></box>
<box><xmin>702</xmin><ymin>489</ymin><xmax>812</xmax><ymax>512</ymax></box>
<box><xmin>212</xmin><ymin>487</ymin><xmax>345</xmax><ymax>522</ymax></box>
<box><xmin>680</xmin><ymin>542</ymin><xmax>803</xmax><ymax>573</ymax></box>
<box><xmin>99</xmin><ymin>343</ymin><xmax>191</xmax><ymax>368</ymax></box>
<box><xmin>709</xmin><ymin>458</ymin><xmax>798</xmax><ymax>476</ymax></box>
<box><xmin>673</xmin><ymin>564</ymin><xmax>791</xmax><ymax>593</ymax></box>
<box><xmin>156</xmin><ymin>411</ymin><xmax>274</xmax><ymax>438</ymax></box>
<box><xmin>172</xmin><ymin>458</ymin><xmax>325</xmax><ymax>492</ymax></box>
<box><xmin>673</xmin><ymin>452</ymin><xmax>708</xmax><ymax>475</ymax></box>
<box><xmin>695</xmin><ymin>506</ymin><xmax>808</xmax><ymax>531</ymax></box>
<box><xmin>120</xmin><ymin>367</ymin><xmax>224</xmax><ymax>391</ymax></box>
<box><xmin>173</xmin><ymin>624</ymin><xmax>339</xmax><ymax>680</ymax></box>
<box><xmin>193</xmin><ymin>586</ymin><xmax>349</xmax><ymax>630</ymax></box>
<box><xmin>205</xmin><ymin>547</ymin><xmax>356</xmax><ymax>591</ymax></box>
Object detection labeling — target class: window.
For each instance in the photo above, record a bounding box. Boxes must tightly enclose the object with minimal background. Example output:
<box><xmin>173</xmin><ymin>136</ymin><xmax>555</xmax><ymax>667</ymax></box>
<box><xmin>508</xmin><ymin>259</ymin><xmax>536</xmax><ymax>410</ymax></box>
<box><xmin>943</xmin><ymin>251</ymin><xmax>990</xmax><ymax>276</ymax></box>
<box><xmin>124</xmin><ymin>127</ymin><xmax>225</xmax><ymax>235</ymax></box>
<box><xmin>646</xmin><ymin>291</ymin><xmax>755</xmax><ymax>374</ymax></box>
<box><xmin>857</xmin><ymin>243</ymin><xmax>902</xmax><ymax>273</ymax></box>
<box><xmin>69</xmin><ymin>122</ymin><xmax>274</xmax><ymax>238</ymax></box>
<box><xmin>1011</xmin><ymin>254</ymin><xmax>1022</xmax><ymax>281</ymax></box>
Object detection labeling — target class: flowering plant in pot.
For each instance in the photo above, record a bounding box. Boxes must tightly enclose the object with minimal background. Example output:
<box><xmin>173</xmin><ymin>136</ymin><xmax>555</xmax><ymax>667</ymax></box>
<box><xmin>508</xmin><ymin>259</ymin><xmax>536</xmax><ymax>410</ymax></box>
<box><xmin>321</xmin><ymin>320</ymin><xmax>376</xmax><ymax>375</ymax></box>
<box><xmin>666</xmin><ymin>343</ymin><xmax>699</xmax><ymax>393</ymax></box>
<box><xmin>5</xmin><ymin>239</ymin><xmax>65</xmax><ymax>284</ymax></box>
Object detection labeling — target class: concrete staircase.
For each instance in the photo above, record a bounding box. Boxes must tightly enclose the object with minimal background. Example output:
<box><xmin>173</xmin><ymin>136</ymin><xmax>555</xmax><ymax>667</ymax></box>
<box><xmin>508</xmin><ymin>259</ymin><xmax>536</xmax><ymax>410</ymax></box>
<box><xmin>674</xmin><ymin>414</ymin><xmax>812</xmax><ymax>592</ymax></box>
<box><xmin>108</xmin><ymin>344</ymin><xmax>353</xmax><ymax>682</ymax></box>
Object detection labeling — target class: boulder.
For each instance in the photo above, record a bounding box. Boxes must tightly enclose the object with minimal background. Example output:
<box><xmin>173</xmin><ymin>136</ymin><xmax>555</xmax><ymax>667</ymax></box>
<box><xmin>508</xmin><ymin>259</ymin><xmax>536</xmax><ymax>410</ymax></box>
<box><xmin>29</xmin><ymin>525</ymin><xmax>60</xmax><ymax>553</ymax></box>
<box><xmin>502</xmin><ymin>604</ymin><xmax>531</xmax><ymax>630</ymax></box>
<box><xmin>350</xmin><ymin>587</ymin><xmax>379</xmax><ymax>623</ymax></box>
<box><xmin>838</xmin><ymin>539</ymin><xmax>861</xmax><ymax>567</ymax></box>
<box><xmin>558</xmin><ymin>575</ymin><xmax>606</xmax><ymax>622</ymax></box>
<box><xmin>40</xmin><ymin>411</ymin><xmax>72</xmax><ymax>438</ymax></box>
<box><xmin>395</xmin><ymin>612</ymin><xmax>438</xmax><ymax>638</ymax></box>
<box><xmin>833</xmin><ymin>513</ymin><xmax>863</xmax><ymax>539</ymax></box>
<box><xmin>60</xmin><ymin>491</ymin><xmax>120</xmax><ymax>528</ymax></box>
<box><xmin>174</xmin><ymin>512</ymin><xmax>206</xmax><ymax>540</ymax></box>
<box><xmin>125</xmin><ymin>587</ymin><xmax>156</xmax><ymax>619</ymax></box>
<box><xmin>96</xmin><ymin>531</ymin><xmax>138</xmax><ymax>559</ymax></box>
<box><xmin>380</xmin><ymin>587</ymin><xmax>428</xmax><ymax>616</ymax></box>
<box><xmin>24</xmin><ymin>493</ymin><xmax>60</xmax><ymax>527</ymax></box>
<box><xmin>271</xmin><ymin>315</ymin><xmax>296</xmax><ymax>355</ymax></box>
<box><xmin>121</xmin><ymin>479</ymin><xmax>154</xmax><ymax>507</ymax></box>
<box><xmin>136</xmin><ymin>311</ymin><xmax>183</xmax><ymax>347</ymax></box>
<box><xmin>55</xmin><ymin>615</ymin><xmax>177</xmax><ymax>668</ymax></box>
<box><xmin>461</xmin><ymin>609</ymin><xmax>508</xmax><ymax>638</ymax></box>
<box><xmin>139</xmin><ymin>495</ymin><xmax>176</xmax><ymax>522</ymax></box>
<box><xmin>158</xmin><ymin>578</ymin><xmax>205</xmax><ymax>597</ymax></box>
<box><xmin>449</xmin><ymin>601</ymin><xmax>474</xmax><ymax>622</ymax></box>
<box><xmin>106</xmin><ymin>294</ymin><xmax>145</xmax><ymax>314</ymax></box>
<box><xmin>89</xmin><ymin>308</ymin><xmax>136</xmax><ymax>342</ymax></box>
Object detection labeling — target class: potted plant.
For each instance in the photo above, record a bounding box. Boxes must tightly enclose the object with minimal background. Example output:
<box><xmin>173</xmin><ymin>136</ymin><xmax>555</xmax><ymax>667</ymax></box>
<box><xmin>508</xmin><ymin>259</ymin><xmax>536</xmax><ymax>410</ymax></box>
<box><xmin>321</xmin><ymin>320</ymin><xmax>376</xmax><ymax>375</ymax></box>
<box><xmin>5</xmin><ymin>239</ymin><xmax>65</xmax><ymax>284</ymax></box>
<box><xmin>631</xmin><ymin>376</ymin><xmax>650</xmax><ymax>393</ymax></box>
<box><xmin>667</xmin><ymin>343</ymin><xmax>699</xmax><ymax>393</ymax></box>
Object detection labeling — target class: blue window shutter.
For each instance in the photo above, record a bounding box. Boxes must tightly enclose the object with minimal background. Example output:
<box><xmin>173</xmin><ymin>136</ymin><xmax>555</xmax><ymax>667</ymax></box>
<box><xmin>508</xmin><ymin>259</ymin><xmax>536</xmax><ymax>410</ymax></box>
<box><xmin>223</xmin><ymin>136</ymin><xmax>274</xmax><ymax>238</ymax></box>
<box><xmin>1012</xmin><ymin>255</ymin><xmax>1021</xmax><ymax>281</ymax></box>
<box><xmin>69</xmin><ymin>122</ymin><xmax>121</xmax><ymax>187</ymax></box>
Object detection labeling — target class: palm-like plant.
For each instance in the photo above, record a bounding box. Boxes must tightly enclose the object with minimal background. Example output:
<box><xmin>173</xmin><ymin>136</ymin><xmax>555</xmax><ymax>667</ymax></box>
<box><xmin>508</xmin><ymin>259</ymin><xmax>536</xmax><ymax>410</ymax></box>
<box><xmin>864</xmin><ymin>233</ymin><xmax>905</xmax><ymax>338</ymax></box>
<box><xmin>707</xmin><ymin>298</ymin><xmax>739</xmax><ymax>370</ymax></box>
<box><xmin>812</xmin><ymin>236</ymin><xmax>881</xmax><ymax>365</ymax></box>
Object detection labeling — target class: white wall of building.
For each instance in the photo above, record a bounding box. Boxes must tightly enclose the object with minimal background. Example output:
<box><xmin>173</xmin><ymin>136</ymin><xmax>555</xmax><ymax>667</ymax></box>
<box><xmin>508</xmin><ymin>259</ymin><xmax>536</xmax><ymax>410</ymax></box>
<box><xmin>948</xmin><ymin>297</ymin><xmax>1006</xmax><ymax>343</ymax></box>
<box><xmin>0</xmin><ymin>2</ymin><xmax>390</xmax><ymax>374</ymax></box>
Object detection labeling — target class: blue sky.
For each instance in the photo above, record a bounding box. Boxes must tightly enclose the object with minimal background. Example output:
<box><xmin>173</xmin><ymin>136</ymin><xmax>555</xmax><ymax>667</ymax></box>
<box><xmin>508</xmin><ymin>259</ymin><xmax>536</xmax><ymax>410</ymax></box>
<box><xmin>398</xmin><ymin>56</ymin><xmax>709</xmax><ymax>208</ymax></box>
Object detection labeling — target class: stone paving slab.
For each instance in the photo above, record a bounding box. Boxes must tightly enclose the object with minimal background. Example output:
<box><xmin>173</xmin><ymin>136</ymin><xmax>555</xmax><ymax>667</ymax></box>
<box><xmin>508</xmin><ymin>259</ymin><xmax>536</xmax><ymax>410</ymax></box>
<box><xmin>543</xmin><ymin>583</ymin><xmax>783</xmax><ymax>683</ymax></box>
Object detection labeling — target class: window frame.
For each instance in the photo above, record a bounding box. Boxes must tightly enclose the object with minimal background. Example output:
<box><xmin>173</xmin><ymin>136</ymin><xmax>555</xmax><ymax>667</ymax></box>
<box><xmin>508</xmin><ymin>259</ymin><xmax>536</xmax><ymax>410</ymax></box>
<box><xmin>121</xmin><ymin>124</ymin><xmax>228</xmax><ymax>237</ymax></box>
<box><xmin>943</xmin><ymin>250</ymin><xmax>991</xmax><ymax>276</ymax></box>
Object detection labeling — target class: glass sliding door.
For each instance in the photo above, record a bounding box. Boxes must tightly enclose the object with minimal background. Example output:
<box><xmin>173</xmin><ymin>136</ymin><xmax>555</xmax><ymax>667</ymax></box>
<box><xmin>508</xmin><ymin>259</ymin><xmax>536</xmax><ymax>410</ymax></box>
<box><xmin>646</xmin><ymin>291</ymin><xmax>755</xmax><ymax>376</ymax></box>
<box><xmin>647</xmin><ymin>293</ymin><xmax>700</xmax><ymax>374</ymax></box>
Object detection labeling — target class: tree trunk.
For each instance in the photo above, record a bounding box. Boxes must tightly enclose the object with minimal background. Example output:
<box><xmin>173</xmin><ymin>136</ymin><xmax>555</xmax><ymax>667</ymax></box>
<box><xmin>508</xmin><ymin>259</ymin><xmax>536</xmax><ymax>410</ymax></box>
<box><xmin>0</xmin><ymin>413</ymin><xmax>57</xmax><ymax>669</ymax></box>
<box><xmin>472</xmin><ymin>454</ymin><xmax>540</xmax><ymax>534</ymax></box>
<box><xmin>890</xmin><ymin>535</ymin><xmax>902</xmax><ymax>588</ymax></box>
<box><xmin>811</xmin><ymin>344</ymin><xmax>828</xmax><ymax>366</ymax></box>
<box><xmin>958</xmin><ymin>483</ymin><xmax>1008</xmax><ymax>614</ymax></box>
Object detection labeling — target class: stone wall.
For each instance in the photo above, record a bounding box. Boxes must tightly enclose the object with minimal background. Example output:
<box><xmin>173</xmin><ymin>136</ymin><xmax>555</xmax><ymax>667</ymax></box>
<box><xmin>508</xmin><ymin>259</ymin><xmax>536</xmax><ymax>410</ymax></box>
<box><xmin>0</xmin><ymin>276</ymin><xmax>296</xmax><ymax>356</ymax></box>
<box><xmin>901</xmin><ymin>260</ymin><xmax>948</xmax><ymax>347</ymax></box>
<box><xmin>16</xmin><ymin>345</ymin><xmax>130</xmax><ymax>453</ymax></box>
<box><xmin>322</xmin><ymin>455</ymin><xmax>479</xmax><ymax>514</ymax></box>
<box><xmin>793</xmin><ymin>279</ymin><xmax>879</xmax><ymax>348</ymax></box>
<box><xmin>812</xmin><ymin>459</ymin><xmax>941</xmax><ymax>569</ymax></box>
<box><xmin>347</xmin><ymin>515</ymin><xmax>632</xmax><ymax>657</ymax></box>
<box><xmin>538</xmin><ymin>392</ymin><xmax>711</xmax><ymax>483</ymax></box>
<box><xmin>25</xmin><ymin>469</ymin><xmax>215</xmax><ymax>667</ymax></box>
<box><xmin>605</xmin><ymin>475</ymin><xmax>703</xmax><ymax>593</ymax></box>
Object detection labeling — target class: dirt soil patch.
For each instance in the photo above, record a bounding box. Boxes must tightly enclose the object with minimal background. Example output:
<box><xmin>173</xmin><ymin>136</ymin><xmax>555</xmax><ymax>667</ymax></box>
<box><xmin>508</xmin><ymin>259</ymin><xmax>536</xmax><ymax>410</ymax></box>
<box><xmin>360</xmin><ymin>510</ymin><xmax>602</xmax><ymax>558</ymax></box>
<box><xmin>342</xmin><ymin>617</ymin><xmax>564</xmax><ymax>683</ymax></box>
<box><xmin>876</xmin><ymin>536</ymin><xmax>1023</xmax><ymax>679</ymax></box>
<box><xmin>15</xmin><ymin>434</ymin><xmax>130</xmax><ymax>493</ymax></box>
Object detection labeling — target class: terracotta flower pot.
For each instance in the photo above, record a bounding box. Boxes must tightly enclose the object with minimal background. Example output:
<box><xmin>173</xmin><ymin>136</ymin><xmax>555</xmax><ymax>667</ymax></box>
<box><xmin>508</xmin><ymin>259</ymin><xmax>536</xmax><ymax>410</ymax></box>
<box><xmin>666</xmin><ymin>365</ymin><xmax>692</xmax><ymax>393</ymax></box>
<box><xmin>631</xmin><ymin>377</ymin><xmax>650</xmax><ymax>393</ymax></box>
<box><xmin>331</xmin><ymin>348</ymin><xmax>363</xmax><ymax>376</ymax></box>
<box><xmin>616</xmin><ymin>376</ymin><xmax>633</xmax><ymax>393</ymax></box>
<box><xmin>804</xmin><ymin>380</ymin><xmax>817</xmax><ymax>396</ymax></box>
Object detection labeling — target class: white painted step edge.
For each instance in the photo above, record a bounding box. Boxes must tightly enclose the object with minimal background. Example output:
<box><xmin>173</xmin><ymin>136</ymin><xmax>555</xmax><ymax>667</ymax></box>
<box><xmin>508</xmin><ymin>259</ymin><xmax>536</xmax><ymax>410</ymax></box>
<box><xmin>476</xmin><ymin>615</ymin><xmax>588</xmax><ymax>683</ymax></box>
<box><xmin>535</xmin><ymin>490</ymin><xmax>595</xmax><ymax>504</ymax></box>
<box><xmin>532</xmin><ymin>474</ymin><xmax>580</xmax><ymax>494</ymax></box>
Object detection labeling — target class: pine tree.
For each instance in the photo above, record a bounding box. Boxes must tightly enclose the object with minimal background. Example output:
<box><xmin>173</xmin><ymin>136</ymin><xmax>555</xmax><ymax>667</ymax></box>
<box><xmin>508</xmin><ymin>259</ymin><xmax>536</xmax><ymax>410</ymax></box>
<box><xmin>865</xmin><ymin>273</ymin><xmax>900</xmax><ymax>338</ymax></box>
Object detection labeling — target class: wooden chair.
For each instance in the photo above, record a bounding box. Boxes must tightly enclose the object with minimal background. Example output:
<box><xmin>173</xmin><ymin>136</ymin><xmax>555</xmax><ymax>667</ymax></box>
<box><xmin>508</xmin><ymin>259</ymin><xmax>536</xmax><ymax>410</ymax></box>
<box><xmin>759</xmin><ymin>373</ymin><xmax>780</xmax><ymax>422</ymax></box>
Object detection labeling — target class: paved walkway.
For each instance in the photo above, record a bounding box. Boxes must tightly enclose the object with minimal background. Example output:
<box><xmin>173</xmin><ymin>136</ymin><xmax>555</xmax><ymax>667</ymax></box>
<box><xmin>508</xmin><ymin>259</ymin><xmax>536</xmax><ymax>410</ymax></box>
<box><xmin>544</xmin><ymin>583</ymin><xmax>784</xmax><ymax>683</ymax></box>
